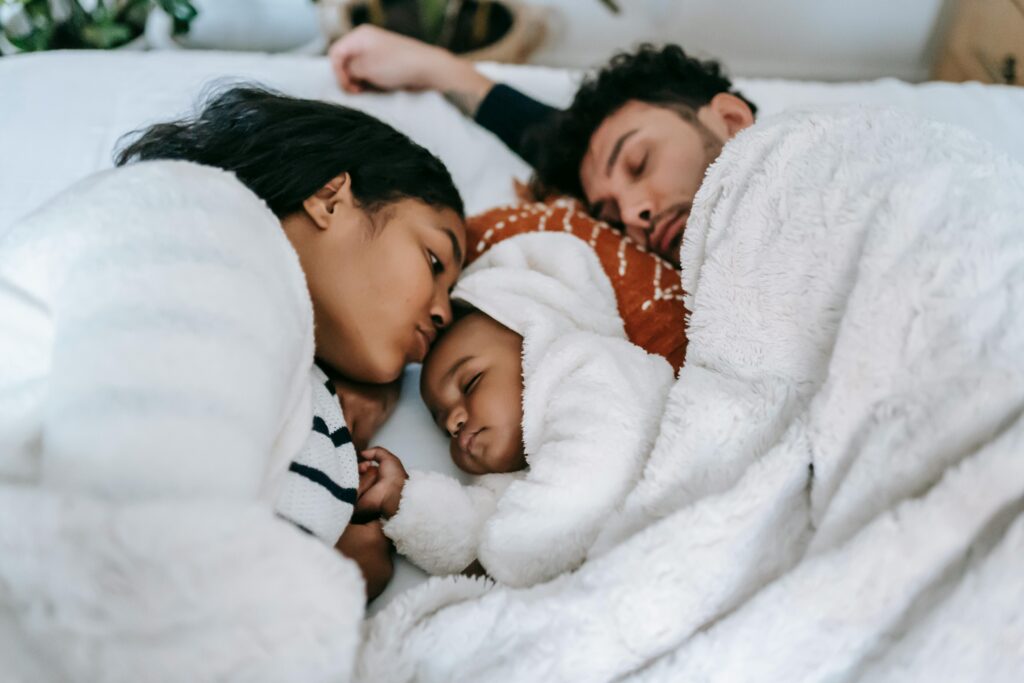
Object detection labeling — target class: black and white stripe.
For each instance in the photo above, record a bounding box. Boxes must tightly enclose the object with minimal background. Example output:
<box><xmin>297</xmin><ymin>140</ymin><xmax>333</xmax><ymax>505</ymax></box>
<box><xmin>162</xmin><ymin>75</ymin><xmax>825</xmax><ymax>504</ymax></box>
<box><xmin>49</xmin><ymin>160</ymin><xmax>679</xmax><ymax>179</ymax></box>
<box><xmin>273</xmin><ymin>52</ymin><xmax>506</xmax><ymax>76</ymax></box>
<box><xmin>274</xmin><ymin>364</ymin><xmax>359</xmax><ymax>544</ymax></box>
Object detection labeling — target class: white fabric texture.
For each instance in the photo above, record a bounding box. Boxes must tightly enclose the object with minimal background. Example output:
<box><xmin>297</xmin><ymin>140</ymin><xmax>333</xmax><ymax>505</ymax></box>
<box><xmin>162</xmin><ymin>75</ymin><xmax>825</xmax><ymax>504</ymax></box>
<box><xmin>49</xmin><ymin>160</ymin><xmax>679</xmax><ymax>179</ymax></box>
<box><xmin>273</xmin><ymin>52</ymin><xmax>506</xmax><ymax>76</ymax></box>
<box><xmin>3</xmin><ymin>48</ymin><xmax>1024</xmax><ymax>659</ymax></box>
<box><xmin>384</xmin><ymin>233</ymin><xmax>674</xmax><ymax>586</ymax></box>
<box><xmin>5</xmin><ymin>52</ymin><xmax>1024</xmax><ymax>238</ymax></box>
<box><xmin>357</xmin><ymin>107</ymin><xmax>1024</xmax><ymax>682</ymax></box>
<box><xmin>0</xmin><ymin>161</ymin><xmax>365</xmax><ymax>681</ymax></box>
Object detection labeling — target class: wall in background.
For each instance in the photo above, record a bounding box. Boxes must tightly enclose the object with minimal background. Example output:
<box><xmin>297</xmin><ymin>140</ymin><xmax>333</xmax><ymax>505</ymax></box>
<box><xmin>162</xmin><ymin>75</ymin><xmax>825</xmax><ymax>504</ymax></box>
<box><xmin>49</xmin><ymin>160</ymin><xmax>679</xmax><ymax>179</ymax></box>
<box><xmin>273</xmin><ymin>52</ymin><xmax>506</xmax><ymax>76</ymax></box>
<box><xmin>528</xmin><ymin>0</ymin><xmax>951</xmax><ymax>82</ymax></box>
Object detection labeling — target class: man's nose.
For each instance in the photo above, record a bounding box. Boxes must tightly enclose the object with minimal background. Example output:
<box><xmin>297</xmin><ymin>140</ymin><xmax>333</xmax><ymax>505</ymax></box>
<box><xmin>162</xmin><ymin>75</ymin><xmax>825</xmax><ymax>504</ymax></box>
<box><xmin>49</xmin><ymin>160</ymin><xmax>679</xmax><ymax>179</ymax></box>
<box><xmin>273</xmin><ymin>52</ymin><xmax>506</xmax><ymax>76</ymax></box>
<box><xmin>621</xmin><ymin>203</ymin><xmax>654</xmax><ymax>245</ymax></box>
<box><xmin>622</xmin><ymin>196</ymin><xmax>654</xmax><ymax>235</ymax></box>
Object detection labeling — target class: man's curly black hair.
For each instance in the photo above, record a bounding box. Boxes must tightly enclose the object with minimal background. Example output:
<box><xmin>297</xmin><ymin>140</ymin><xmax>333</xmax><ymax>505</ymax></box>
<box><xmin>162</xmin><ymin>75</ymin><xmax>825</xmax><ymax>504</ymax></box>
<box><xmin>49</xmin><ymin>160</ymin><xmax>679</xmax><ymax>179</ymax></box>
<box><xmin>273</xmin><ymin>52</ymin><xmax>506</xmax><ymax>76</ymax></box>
<box><xmin>528</xmin><ymin>44</ymin><xmax>756</xmax><ymax>201</ymax></box>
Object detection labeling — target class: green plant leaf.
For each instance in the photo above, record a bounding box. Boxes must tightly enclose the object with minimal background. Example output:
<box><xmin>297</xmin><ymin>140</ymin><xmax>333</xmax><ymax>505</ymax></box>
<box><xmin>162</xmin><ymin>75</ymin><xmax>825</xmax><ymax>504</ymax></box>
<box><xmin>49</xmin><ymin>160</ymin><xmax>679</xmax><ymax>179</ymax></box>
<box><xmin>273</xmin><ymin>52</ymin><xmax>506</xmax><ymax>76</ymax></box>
<box><xmin>4</xmin><ymin>23</ymin><xmax>52</xmax><ymax>51</ymax></box>
<box><xmin>123</xmin><ymin>1</ymin><xmax>152</xmax><ymax>29</ymax></box>
<box><xmin>157</xmin><ymin>0</ymin><xmax>198</xmax><ymax>35</ymax></box>
<box><xmin>597</xmin><ymin>0</ymin><xmax>620</xmax><ymax>13</ymax></box>
<box><xmin>81</xmin><ymin>19</ymin><xmax>134</xmax><ymax>48</ymax></box>
<box><xmin>2</xmin><ymin>0</ymin><xmax>54</xmax><ymax>51</ymax></box>
<box><xmin>420</xmin><ymin>0</ymin><xmax>448</xmax><ymax>43</ymax></box>
<box><xmin>157</xmin><ymin>0</ymin><xmax>197</xmax><ymax>23</ymax></box>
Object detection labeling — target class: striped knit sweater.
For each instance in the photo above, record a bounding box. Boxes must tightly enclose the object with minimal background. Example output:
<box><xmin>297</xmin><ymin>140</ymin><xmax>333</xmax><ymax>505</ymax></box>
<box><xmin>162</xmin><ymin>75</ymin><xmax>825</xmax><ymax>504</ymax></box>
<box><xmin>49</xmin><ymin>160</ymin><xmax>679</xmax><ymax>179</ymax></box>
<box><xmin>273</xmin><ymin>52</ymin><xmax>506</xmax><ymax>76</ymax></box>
<box><xmin>274</xmin><ymin>364</ymin><xmax>359</xmax><ymax>544</ymax></box>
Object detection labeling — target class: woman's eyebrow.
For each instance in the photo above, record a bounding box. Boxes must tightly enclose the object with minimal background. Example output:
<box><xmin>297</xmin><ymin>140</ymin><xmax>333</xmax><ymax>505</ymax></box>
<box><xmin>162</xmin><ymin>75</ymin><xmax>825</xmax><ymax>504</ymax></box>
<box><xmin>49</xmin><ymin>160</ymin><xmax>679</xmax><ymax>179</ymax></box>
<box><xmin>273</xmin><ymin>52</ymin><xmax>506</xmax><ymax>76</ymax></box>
<box><xmin>436</xmin><ymin>225</ymin><xmax>464</xmax><ymax>267</ymax></box>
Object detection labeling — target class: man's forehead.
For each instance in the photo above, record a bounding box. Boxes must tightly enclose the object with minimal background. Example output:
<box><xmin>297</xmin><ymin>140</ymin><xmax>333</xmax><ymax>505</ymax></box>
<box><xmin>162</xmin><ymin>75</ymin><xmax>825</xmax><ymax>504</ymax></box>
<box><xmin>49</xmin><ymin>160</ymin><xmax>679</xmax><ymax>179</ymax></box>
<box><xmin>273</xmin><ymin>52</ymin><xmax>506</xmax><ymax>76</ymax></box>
<box><xmin>581</xmin><ymin>101</ymin><xmax>655</xmax><ymax>194</ymax></box>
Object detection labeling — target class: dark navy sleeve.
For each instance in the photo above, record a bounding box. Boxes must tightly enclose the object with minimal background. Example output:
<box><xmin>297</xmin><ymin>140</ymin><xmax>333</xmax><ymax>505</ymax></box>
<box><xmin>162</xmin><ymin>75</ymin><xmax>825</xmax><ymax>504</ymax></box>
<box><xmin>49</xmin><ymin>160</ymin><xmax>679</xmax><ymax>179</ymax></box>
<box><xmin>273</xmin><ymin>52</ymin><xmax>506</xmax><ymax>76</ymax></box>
<box><xmin>473</xmin><ymin>83</ymin><xmax>560</xmax><ymax>168</ymax></box>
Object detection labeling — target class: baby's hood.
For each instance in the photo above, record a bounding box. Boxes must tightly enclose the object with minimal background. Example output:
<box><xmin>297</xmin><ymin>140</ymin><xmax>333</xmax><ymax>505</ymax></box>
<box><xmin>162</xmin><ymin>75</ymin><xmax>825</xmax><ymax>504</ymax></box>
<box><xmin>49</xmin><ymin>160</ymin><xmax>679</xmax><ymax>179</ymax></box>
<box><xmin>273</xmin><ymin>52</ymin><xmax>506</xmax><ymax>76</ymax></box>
<box><xmin>452</xmin><ymin>232</ymin><xmax>626</xmax><ymax>380</ymax></box>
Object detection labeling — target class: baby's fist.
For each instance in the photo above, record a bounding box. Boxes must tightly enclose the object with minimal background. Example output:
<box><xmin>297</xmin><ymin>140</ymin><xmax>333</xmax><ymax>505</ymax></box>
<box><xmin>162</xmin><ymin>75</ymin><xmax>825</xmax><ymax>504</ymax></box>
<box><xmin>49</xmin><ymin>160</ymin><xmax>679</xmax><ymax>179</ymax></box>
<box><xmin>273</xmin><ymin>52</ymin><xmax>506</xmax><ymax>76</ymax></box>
<box><xmin>355</xmin><ymin>447</ymin><xmax>409</xmax><ymax>519</ymax></box>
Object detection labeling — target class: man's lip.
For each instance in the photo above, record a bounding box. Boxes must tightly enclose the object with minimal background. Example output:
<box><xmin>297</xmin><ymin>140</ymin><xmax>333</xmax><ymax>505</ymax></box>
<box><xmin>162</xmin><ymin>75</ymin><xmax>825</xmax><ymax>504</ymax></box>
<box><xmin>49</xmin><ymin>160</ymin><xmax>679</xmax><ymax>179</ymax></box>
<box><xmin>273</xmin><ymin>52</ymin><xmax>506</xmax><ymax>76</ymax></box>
<box><xmin>656</xmin><ymin>210</ymin><xmax>686</xmax><ymax>256</ymax></box>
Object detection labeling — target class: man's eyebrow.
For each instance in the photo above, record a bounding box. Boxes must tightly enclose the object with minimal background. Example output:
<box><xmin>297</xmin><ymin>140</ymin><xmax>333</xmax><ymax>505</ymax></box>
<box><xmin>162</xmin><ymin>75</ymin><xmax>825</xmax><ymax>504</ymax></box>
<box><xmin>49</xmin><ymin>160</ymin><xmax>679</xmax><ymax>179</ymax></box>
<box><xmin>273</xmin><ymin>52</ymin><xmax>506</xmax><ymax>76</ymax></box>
<box><xmin>438</xmin><ymin>226</ymin><xmax>464</xmax><ymax>267</ymax></box>
<box><xmin>605</xmin><ymin>129</ymin><xmax>639</xmax><ymax>177</ymax></box>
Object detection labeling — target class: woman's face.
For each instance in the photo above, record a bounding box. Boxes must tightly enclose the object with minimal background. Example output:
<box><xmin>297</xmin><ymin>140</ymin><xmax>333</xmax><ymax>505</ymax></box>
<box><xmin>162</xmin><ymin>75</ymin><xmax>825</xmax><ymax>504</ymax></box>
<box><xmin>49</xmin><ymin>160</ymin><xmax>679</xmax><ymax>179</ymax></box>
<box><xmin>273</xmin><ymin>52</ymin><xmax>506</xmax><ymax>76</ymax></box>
<box><xmin>284</xmin><ymin>174</ymin><xmax>466</xmax><ymax>384</ymax></box>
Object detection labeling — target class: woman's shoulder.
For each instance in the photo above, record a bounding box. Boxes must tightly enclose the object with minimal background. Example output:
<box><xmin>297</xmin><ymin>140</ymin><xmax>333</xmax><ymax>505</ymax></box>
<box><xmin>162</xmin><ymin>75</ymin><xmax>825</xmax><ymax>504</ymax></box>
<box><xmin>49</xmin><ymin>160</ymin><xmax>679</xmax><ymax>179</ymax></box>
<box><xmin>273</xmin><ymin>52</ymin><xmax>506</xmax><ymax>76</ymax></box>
<box><xmin>7</xmin><ymin>160</ymin><xmax>279</xmax><ymax>256</ymax></box>
<box><xmin>3</xmin><ymin>160</ymin><xmax>309</xmax><ymax>314</ymax></box>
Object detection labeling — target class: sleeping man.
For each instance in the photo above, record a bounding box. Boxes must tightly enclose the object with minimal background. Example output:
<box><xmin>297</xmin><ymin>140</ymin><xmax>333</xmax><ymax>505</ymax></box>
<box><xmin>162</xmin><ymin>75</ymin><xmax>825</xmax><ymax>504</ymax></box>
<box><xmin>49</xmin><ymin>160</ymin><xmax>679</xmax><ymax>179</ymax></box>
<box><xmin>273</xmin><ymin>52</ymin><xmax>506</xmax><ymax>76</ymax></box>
<box><xmin>353</xmin><ymin>232</ymin><xmax>674</xmax><ymax>587</ymax></box>
<box><xmin>329</xmin><ymin>26</ymin><xmax>758</xmax><ymax>267</ymax></box>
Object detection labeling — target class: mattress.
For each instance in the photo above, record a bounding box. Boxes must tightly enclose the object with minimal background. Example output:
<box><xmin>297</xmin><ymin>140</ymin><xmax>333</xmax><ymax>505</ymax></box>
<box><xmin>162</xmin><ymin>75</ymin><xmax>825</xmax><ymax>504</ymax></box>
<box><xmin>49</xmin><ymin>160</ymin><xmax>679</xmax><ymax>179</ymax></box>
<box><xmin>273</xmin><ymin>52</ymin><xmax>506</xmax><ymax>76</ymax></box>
<box><xmin>2</xmin><ymin>49</ymin><xmax>1023</xmax><ymax>613</ymax></box>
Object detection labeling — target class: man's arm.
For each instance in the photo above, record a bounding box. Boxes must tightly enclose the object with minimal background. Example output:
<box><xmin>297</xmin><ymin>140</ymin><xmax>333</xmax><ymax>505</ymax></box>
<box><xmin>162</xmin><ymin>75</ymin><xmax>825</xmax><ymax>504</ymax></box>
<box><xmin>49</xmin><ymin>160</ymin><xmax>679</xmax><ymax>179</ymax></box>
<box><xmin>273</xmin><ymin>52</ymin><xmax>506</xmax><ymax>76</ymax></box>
<box><xmin>329</xmin><ymin>26</ymin><xmax>558</xmax><ymax>165</ymax></box>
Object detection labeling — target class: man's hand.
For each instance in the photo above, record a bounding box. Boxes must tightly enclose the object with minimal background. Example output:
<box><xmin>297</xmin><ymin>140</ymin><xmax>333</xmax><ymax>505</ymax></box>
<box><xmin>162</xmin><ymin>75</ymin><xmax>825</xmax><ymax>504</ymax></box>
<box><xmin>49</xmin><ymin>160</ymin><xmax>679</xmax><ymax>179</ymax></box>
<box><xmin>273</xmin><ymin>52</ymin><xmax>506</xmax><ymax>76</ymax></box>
<box><xmin>355</xmin><ymin>446</ymin><xmax>409</xmax><ymax>520</ymax></box>
<box><xmin>328</xmin><ymin>25</ymin><xmax>494</xmax><ymax>115</ymax></box>
<box><xmin>331</xmin><ymin>374</ymin><xmax>401</xmax><ymax>453</ymax></box>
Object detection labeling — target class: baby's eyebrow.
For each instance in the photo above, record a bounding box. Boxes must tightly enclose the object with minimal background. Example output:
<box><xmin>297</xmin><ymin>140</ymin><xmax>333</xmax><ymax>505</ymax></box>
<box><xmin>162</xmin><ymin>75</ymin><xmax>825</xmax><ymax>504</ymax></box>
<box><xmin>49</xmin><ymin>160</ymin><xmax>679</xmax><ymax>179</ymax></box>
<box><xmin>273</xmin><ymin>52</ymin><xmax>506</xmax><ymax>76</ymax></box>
<box><xmin>443</xmin><ymin>355</ymin><xmax>472</xmax><ymax>384</ymax></box>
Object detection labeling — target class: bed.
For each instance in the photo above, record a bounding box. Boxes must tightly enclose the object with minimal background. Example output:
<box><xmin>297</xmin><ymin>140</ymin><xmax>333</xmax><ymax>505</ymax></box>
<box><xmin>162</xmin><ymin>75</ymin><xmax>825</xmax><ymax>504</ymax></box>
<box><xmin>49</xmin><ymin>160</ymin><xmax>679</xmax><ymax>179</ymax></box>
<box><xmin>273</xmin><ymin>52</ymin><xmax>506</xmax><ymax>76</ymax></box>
<box><xmin>2</xmin><ymin>48</ymin><xmax>1023</xmax><ymax>635</ymax></box>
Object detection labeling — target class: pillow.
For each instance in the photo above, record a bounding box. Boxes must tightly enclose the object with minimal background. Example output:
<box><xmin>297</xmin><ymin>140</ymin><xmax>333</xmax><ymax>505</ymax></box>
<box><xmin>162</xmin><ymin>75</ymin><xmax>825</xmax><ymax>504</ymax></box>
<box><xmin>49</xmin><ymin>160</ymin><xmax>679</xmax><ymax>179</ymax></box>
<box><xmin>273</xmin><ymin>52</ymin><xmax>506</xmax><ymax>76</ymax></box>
<box><xmin>465</xmin><ymin>199</ymin><xmax>688</xmax><ymax>371</ymax></box>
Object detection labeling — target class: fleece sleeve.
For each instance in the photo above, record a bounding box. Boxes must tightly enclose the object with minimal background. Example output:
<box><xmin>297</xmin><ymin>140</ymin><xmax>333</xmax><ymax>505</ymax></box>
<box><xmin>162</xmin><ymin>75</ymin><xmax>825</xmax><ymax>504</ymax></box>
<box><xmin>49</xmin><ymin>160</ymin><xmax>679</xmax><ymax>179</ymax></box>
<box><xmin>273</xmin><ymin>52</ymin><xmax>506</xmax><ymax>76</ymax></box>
<box><xmin>383</xmin><ymin>470</ymin><xmax>513</xmax><ymax>575</ymax></box>
<box><xmin>479</xmin><ymin>333</ymin><xmax>674</xmax><ymax>587</ymax></box>
<box><xmin>0</xmin><ymin>162</ymin><xmax>314</xmax><ymax>502</ymax></box>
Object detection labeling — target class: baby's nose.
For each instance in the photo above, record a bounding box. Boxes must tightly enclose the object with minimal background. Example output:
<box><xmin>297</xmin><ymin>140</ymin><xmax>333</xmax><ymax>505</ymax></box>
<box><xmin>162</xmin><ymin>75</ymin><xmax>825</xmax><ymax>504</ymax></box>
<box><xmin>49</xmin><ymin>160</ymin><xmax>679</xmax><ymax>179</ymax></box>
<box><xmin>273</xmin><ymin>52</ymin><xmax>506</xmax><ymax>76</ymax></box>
<box><xmin>446</xmin><ymin>413</ymin><xmax>465</xmax><ymax>438</ymax></box>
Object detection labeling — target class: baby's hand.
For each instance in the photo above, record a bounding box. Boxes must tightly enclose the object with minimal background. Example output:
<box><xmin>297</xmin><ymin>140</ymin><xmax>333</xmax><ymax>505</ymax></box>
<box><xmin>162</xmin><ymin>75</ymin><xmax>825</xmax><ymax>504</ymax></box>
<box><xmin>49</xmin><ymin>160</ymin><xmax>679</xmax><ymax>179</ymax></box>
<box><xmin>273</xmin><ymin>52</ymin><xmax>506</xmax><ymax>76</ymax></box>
<box><xmin>355</xmin><ymin>447</ymin><xmax>409</xmax><ymax>520</ymax></box>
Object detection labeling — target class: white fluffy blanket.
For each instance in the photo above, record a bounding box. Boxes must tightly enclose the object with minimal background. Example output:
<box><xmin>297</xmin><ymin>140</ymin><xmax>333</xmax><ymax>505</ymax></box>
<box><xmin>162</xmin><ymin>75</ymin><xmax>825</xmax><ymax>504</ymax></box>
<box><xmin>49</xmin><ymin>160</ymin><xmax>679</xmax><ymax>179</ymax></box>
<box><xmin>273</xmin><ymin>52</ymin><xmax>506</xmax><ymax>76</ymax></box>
<box><xmin>358</xmin><ymin>107</ymin><xmax>1024</xmax><ymax>682</ymax></box>
<box><xmin>0</xmin><ymin>162</ymin><xmax>364</xmax><ymax>682</ymax></box>
<box><xmin>384</xmin><ymin>234</ymin><xmax>674</xmax><ymax>586</ymax></box>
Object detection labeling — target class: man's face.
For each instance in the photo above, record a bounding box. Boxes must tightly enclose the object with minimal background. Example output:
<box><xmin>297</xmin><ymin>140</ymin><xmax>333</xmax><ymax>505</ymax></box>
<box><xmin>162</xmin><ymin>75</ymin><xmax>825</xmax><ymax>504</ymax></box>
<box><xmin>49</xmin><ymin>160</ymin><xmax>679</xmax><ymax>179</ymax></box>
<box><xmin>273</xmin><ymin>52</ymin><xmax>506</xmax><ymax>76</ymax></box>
<box><xmin>579</xmin><ymin>96</ymin><xmax>752</xmax><ymax>266</ymax></box>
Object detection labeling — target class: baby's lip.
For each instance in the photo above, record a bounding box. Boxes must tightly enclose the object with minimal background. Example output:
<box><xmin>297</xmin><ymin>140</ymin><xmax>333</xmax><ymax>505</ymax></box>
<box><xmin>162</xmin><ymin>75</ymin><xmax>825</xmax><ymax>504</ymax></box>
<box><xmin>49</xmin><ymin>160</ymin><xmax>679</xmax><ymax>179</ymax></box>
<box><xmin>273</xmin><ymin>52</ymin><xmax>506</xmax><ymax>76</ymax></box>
<box><xmin>458</xmin><ymin>428</ymin><xmax>481</xmax><ymax>456</ymax></box>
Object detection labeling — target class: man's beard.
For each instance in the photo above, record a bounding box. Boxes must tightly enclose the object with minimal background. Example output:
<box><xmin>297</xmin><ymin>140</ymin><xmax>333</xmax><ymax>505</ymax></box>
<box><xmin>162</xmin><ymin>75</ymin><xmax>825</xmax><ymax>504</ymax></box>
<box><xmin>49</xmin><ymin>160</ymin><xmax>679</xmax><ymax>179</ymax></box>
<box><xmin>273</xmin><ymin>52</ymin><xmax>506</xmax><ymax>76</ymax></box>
<box><xmin>665</xmin><ymin>108</ymin><xmax>724</xmax><ymax>267</ymax></box>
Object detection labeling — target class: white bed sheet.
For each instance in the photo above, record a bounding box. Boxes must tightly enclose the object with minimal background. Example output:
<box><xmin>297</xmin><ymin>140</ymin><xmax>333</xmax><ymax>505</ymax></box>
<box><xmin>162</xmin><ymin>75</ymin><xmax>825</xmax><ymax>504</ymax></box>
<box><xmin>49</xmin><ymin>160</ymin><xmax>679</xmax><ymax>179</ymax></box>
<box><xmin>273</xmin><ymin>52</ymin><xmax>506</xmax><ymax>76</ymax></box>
<box><xmin>2</xmin><ymin>50</ymin><xmax>1023</xmax><ymax>612</ymax></box>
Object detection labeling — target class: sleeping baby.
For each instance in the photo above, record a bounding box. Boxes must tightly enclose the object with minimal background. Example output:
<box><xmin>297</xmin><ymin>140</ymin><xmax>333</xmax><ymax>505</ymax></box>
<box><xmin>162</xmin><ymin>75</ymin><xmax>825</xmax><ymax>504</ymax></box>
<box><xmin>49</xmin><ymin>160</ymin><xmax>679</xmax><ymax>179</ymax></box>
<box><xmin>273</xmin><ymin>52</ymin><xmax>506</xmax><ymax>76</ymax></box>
<box><xmin>355</xmin><ymin>232</ymin><xmax>674</xmax><ymax>587</ymax></box>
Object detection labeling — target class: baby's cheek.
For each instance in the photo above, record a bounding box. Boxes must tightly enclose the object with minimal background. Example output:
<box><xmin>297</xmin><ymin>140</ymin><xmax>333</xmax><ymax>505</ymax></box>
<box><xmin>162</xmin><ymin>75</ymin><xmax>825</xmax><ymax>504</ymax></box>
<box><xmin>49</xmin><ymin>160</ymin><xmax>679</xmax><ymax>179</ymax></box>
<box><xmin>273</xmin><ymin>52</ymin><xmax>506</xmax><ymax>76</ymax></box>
<box><xmin>496</xmin><ymin>428</ymin><xmax>528</xmax><ymax>473</ymax></box>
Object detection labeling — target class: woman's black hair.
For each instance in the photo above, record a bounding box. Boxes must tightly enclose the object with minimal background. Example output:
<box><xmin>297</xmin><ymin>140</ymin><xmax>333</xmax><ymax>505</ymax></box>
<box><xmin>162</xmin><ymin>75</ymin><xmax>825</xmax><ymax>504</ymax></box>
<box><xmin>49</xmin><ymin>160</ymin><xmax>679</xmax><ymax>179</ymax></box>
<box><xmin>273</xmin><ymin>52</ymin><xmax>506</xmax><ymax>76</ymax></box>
<box><xmin>528</xmin><ymin>44</ymin><xmax>756</xmax><ymax>200</ymax></box>
<box><xmin>115</xmin><ymin>84</ymin><xmax>464</xmax><ymax>218</ymax></box>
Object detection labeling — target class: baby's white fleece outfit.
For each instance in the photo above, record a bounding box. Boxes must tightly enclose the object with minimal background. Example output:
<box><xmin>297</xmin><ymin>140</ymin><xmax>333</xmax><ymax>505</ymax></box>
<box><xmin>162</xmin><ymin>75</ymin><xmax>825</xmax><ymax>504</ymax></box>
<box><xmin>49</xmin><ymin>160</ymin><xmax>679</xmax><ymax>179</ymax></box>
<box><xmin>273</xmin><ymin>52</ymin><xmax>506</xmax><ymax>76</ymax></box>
<box><xmin>383</xmin><ymin>233</ymin><xmax>675</xmax><ymax>587</ymax></box>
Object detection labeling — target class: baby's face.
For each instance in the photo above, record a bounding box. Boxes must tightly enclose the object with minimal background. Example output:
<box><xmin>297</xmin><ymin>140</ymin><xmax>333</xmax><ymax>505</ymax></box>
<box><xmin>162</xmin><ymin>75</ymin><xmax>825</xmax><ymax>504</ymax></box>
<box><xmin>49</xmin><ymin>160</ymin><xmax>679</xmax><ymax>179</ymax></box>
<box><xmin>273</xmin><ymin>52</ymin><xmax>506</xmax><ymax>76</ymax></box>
<box><xmin>420</xmin><ymin>312</ymin><xmax>526</xmax><ymax>475</ymax></box>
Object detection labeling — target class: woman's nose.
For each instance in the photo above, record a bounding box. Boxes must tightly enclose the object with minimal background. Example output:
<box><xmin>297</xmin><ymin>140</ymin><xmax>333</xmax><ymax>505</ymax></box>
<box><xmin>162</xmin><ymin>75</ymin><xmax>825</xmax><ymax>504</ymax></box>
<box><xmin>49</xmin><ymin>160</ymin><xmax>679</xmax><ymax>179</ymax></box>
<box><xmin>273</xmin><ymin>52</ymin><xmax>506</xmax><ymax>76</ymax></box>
<box><xmin>430</xmin><ymin>288</ymin><xmax>453</xmax><ymax>330</ymax></box>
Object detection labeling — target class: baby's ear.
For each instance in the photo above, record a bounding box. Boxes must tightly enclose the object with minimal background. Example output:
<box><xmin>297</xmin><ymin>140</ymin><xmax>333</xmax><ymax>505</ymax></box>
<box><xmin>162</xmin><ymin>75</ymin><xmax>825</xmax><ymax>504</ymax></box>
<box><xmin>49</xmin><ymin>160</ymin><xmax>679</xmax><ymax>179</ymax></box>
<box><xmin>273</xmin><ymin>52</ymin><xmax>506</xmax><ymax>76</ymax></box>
<box><xmin>302</xmin><ymin>173</ymin><xmax>356</xmax><ymax>230</ymax></box>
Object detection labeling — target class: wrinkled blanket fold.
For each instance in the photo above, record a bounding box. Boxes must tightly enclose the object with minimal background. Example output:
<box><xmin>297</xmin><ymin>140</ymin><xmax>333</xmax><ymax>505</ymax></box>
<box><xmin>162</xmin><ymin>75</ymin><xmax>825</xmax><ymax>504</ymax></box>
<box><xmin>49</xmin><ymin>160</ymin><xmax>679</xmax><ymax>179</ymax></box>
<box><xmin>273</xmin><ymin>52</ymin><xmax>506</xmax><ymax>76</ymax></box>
<box><xmin>358</xmin><ymin>107</ymin><xmax>1024</xmax><ymax>682</ymax></box>
<box><xmin>0</xmin><ymin>162</ymin><xmax>365</xmax><ymax>682</ymax></box>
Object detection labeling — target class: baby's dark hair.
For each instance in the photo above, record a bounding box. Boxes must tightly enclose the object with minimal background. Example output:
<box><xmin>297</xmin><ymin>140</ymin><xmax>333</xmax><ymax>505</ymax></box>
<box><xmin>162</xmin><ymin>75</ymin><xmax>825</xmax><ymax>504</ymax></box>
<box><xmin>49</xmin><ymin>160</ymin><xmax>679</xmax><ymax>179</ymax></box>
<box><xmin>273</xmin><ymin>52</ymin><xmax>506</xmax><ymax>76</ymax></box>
<box><xmin>420</xmin><ymin>301</ymin><xmax>480</xmax><ymax>367</ymax></box>
<box><xmin>528</xmin><ymin>44</ymin><xmax>756</xmax><ymax>200</ymax></box>
<box><xmin>116</xmin><ymin>83</ymin><xmax>464</xmax><ymax>219</ymax></box>
<box><xmin>450</xmin><ymin>301</ymin><xmax>478</xmax><ymax>324</ymax></box>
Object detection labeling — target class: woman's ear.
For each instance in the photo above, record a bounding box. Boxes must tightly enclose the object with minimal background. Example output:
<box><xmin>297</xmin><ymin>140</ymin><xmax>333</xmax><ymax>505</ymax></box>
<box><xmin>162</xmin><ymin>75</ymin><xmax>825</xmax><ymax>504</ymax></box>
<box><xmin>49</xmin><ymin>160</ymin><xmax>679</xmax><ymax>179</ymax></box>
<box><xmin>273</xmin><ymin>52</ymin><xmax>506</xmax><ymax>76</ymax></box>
<box><xmin>302</xmin><ymin>173</ymin><xmax>355</xmax><ymax>230</ymax></box>
<box><xmin>707</xmin><ymin>93</ymin><xmax>755</xmax><ymax>138</ymax></box>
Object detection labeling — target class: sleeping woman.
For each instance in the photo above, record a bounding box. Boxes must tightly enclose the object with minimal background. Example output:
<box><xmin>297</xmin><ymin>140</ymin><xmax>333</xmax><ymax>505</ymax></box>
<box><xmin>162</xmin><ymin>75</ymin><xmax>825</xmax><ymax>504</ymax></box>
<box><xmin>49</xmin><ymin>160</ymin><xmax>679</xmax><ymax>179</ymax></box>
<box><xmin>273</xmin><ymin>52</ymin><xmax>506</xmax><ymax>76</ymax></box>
<box><xmin>0</xmin><ymin>85</ymin><xmax>468</xmax><ymax>602</ymax></box>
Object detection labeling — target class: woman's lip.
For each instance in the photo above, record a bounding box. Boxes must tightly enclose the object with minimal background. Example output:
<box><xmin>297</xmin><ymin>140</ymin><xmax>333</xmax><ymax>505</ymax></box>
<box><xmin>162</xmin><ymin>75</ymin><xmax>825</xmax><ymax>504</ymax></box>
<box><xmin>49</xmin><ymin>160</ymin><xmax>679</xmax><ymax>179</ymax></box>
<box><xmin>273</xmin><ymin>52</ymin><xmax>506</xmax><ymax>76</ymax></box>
<box><xmin>412</xmin><ymin>329</ymin><xmax>429</xmax><ymax>362</ymax></box>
